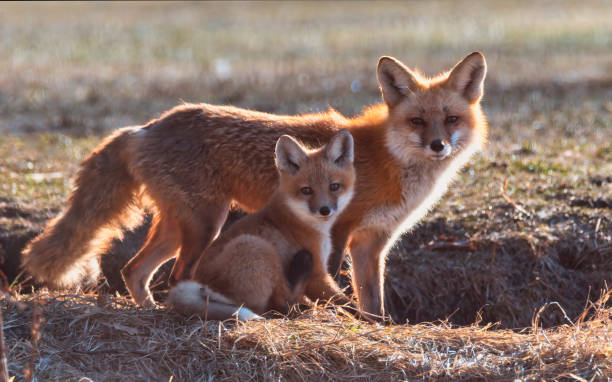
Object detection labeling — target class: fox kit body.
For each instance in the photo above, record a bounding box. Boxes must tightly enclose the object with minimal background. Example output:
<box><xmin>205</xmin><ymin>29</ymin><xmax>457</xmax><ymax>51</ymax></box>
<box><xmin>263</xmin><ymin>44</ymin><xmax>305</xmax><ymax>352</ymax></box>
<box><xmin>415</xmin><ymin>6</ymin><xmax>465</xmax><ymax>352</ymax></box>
<box><xmin>169</xmin><ymin>131</ymin><xmax>355</xmax><ymax>320</ymax></box>
<box><xmin>23</xmin><ymin>52</ymin><xmax>487</xmax><ymax>317</ymax></box>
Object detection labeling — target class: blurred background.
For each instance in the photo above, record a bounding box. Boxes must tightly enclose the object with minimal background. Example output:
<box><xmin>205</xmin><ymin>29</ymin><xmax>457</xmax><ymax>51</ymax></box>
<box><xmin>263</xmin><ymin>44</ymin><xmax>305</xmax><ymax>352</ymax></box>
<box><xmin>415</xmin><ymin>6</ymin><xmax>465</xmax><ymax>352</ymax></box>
<box><xmin>0</xmin><ymin>1</ymin><xmax>610</xmax><ymax>327</ymax></box>
<box><xmin>1</xmin><ymin>1</ymin><xmax>609</xmax><ymax>133</ymax></box>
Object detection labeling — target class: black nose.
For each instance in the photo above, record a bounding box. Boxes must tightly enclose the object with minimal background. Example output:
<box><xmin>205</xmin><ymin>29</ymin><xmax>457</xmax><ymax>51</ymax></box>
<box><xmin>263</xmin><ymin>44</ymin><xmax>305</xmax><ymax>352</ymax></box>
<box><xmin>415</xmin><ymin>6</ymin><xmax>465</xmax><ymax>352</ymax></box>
<box><xmin>319</xmin><ymin>206</ymin><xmax>331</xmax><ymax>216</ymax></box>
<box><xmin>430</xmin><ymin>139</ymin><xmax>445</xmax><ymax>152</ymax></box>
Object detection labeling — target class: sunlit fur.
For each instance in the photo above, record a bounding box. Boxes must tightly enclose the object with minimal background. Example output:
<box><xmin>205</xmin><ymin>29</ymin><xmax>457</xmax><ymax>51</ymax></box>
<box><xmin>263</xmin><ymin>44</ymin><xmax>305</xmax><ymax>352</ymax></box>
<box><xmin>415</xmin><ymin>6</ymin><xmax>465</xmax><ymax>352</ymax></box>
<box><xmin>338</xmin><ymin>52</ymin><xmax>487</xmax><ymax>315</ymax></box>
<box><xmin>22</xmin><ymin>53</ymin><xmax>487</xmax><ymax>318</ymax></box>
<box><xmin>168</xmin><ymin>131</ymin><xmax>356</xmax><ymax>320</ymax></box>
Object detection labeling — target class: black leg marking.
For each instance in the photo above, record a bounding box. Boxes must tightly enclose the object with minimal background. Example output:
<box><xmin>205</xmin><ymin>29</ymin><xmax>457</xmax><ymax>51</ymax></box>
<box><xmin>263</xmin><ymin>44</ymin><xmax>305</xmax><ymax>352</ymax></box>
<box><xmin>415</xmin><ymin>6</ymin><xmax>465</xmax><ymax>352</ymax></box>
<box><xmin>286</xmin><ymin>250</ymin><xmax>313</xmax><ymax>291</ymax></box>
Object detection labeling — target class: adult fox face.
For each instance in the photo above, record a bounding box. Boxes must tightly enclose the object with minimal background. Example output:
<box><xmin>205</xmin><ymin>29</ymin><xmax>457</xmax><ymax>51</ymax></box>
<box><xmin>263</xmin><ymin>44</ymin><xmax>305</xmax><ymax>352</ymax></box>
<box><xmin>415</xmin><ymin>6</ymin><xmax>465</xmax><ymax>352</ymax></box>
<box><xmin>377</xmin><ymin>52</ymin><xmax>487</xmax><ymax>163</ymax></box>
<box><xmin>275</xmin><ymin>129</ymin><xmax>355</xmax><ymax>224</ymax></box>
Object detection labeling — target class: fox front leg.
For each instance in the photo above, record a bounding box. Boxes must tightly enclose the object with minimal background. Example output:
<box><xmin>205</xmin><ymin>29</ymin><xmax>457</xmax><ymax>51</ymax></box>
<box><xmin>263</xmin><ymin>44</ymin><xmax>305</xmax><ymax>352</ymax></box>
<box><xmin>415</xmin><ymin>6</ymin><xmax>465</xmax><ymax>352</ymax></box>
<box><xmin>327</xmin><ymin>221</ymin><xmax>354</xmax><ymax>276</ymax></box>
<box><xmin>348</xmin><ymin>229</ymin><xmax>390</xmax><ymax>319</ymax></box>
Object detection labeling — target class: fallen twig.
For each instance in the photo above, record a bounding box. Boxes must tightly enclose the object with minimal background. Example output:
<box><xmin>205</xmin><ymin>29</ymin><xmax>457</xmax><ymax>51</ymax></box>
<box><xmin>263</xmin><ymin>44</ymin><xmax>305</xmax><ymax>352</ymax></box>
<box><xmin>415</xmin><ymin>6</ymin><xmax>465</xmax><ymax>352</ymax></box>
<box><xmin>500</xmin><ymin>178</ymin><xmax>533</xmax><ymax>217</ymax></box>
<box><xmin>427</xmin><ymin>239</ymin><xmax>477</xmax><ymax>252</ymax></box>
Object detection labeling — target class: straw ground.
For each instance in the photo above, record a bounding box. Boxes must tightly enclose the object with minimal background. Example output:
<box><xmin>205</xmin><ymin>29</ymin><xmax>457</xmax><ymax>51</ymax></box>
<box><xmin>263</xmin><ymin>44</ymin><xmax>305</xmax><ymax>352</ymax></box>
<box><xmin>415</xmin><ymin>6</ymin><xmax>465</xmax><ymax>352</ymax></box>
<box><xmin>1</xmin><ymin>291</ymin><xmax>610</xmax><ymax>381</ymax></box>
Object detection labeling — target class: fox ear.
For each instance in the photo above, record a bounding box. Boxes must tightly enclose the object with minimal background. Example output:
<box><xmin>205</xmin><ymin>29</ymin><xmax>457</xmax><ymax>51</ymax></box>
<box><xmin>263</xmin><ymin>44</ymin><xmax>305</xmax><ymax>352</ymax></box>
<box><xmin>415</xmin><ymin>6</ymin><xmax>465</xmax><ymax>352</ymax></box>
<box><xmin>446</xmin><ymin>52</ymin><xmax>487</xmax><ymax>103</ymax></box>
<box><xmin>377</xmin><ymin>56</ymin><xmax>421</xmax><ymax>107</ymax></box>
<box><xmin>275</xmin><ymin>135</ymin><xmax>308</xmax><ymax>174</ymax></box>
<box><xmin>326</xmin><ymin>129</ymin><xmax>354</xmax><ymax>167</ymax></box>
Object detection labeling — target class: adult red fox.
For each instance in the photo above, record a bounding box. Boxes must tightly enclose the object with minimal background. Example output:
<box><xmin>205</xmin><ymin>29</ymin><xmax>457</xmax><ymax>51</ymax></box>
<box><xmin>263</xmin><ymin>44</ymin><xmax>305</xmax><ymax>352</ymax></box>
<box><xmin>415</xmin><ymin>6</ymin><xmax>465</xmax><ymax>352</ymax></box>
<box><xmin>22</xmin><ymin>52</ymin><xmax>487</xmax><ymax>317</ymax></box>
<box><xmin>169</xmin><ymin>130</ymin><xmax>355</xmax><ymax>320</ymax></box>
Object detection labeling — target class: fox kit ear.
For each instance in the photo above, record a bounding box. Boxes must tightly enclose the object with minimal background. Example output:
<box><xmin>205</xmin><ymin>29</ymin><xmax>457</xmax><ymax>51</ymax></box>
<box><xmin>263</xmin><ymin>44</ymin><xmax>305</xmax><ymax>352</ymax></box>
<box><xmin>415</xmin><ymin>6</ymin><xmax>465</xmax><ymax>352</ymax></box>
<box><xmin>446</xmin><ymin>52</ymin><xmax>487</xmax><ymax>103</ymax></box>
<box><xmin>377</xmin><ymin>56</ymin><xmax>421</xmax><ymax>107</ymax></box>
<box><xmin>275</xmin><ymin>135</ymin><xmax>308</xmax><ymax>174</ymax></box>
<box><xmin>326</xmin><ymin>129</ymin><xmax>354</xmax><ymax>167</ymax></box>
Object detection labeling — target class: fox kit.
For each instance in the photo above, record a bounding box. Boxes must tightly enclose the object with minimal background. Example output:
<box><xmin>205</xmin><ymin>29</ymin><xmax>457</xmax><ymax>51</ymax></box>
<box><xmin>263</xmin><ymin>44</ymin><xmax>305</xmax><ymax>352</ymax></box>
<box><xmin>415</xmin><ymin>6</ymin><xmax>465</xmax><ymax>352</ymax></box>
<box><xmin>22</xmin><ymin>52</ymin><xmax>487</xmax><ymax>318</ymax></box>
<box><xmin>168</xmin><ymin>130</ymin><xmax>355</xmax><ymax>320</ymax></box>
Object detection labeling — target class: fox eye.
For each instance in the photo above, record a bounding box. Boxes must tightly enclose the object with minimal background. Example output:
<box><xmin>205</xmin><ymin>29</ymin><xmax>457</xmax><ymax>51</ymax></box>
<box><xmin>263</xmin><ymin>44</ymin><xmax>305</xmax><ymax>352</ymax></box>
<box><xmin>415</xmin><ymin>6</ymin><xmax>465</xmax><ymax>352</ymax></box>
<box><xmin>300</xmin><ymin>187</ymin><xmax>313</xmax><ymax>195</ymax></box>
<box><xmin>410</xmin><ymin>117</ymin><xmax>425</xmax><ymax>126</ymax></box>
<box><xmin>329</xmin><ymin>183</ymin><xmax>340</xmax><ymax>191</ymax></box>
<box><xmin>446</xmin><ymin>116</ymin><xmax>459</xmax><ymax>123</ymax></box>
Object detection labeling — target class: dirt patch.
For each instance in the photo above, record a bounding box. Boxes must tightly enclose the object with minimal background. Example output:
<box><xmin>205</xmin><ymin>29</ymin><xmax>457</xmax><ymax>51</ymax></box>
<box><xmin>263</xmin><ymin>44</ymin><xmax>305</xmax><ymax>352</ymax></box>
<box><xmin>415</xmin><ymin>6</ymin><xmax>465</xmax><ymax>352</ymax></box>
<box><xmin>569</xmin><ymin>197</ymin><xmax>611</xmax><ymax>209</ymax></box>
<box><xmin>386</xmin><ymin>219</ymin><xmax>610</xmax><ymax>328</ymax></box>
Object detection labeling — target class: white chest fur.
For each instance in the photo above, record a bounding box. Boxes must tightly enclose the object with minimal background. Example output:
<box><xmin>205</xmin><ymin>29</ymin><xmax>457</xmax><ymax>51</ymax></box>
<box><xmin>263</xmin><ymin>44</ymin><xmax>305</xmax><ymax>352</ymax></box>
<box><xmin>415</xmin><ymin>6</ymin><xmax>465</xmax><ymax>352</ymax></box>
<box><xmin>309</xmin><ymin>221</ymin><xmax>334</xmax><ymax>267</ymax></box>
<box><xmin>284</xmin><ymin>197</ymin><xmax>335</xmax><ymax>266</ymax></box>
<box><xmin>360</xmin><ymin>145</ymin><xmax>477</xmax><ymax>237</ymax></box>
<box><xmin>360</xmin><ymin>162</ymin><xmax>439</xmax><ymax>234</ymax></box>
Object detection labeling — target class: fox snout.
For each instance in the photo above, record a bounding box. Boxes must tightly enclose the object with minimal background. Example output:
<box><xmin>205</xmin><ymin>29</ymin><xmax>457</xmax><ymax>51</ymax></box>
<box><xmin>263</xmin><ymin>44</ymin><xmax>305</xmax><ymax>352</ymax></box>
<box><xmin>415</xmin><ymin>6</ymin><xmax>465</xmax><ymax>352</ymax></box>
<box><xmin>311</xmin><ymin>204</ymin><xmax>335</xmax><ymax>217</ymax></box>
<box><xmin>430</xmin><ymin>139</ymin><xmax>445</xmax><ymax>153</ymax></box>
<box><xmin>424</xmin><ymin>138</ymin><xmax>452</xmax><ymax>159</ymax></box>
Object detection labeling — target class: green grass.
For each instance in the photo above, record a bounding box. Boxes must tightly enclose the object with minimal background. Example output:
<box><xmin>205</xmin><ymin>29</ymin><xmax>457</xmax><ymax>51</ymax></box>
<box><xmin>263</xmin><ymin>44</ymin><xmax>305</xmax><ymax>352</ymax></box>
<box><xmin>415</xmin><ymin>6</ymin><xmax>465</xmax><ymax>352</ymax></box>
<box><xmin>1</xmin><ymin>1</ymin><xmax>611</xmax><ymax>129</ymax></box>
<box><xmin>0</xmin><ymin>134</ymin><xmax>96</xmax><ymax>207</ymax></box>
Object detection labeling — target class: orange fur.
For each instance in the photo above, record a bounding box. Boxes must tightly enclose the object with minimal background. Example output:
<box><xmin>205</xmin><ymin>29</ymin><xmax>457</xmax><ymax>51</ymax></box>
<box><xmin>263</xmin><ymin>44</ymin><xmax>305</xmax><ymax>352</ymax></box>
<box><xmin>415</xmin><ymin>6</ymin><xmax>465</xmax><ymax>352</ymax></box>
<box><xmin>22</xmin><ymin>53</ymin><xmax>488</xmax><ymax>317</ymax></box>
<box><xmin>168</xmin><ymin>131</ymin><xmax>355</xmax><ymax>318</ymax></box>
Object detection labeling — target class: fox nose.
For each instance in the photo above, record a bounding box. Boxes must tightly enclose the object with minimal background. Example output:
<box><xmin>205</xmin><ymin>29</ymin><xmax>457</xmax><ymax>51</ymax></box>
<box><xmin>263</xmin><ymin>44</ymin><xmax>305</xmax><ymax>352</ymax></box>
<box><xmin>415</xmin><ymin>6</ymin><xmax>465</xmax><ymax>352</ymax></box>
<box><xmin>430</xmin><ymin>139</ymin><xmax>446</xmax><ymax>152</ymax></box>
<box><xmin>319</xmin><ymin>206</ymin><xmax>331</xmax><ymax>216</ymax></box>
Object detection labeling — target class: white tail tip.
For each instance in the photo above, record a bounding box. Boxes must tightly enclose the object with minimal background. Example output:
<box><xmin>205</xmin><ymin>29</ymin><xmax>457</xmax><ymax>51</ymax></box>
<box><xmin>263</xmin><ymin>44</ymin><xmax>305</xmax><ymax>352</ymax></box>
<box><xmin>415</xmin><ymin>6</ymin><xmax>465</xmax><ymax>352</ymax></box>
<box><xmin>235</xmin><ymin>307</ymin><xmax>263</xmax><ymax>321</ymax></box>
<box><xmin>169</xmin><ymin>280</ymin><xmax>265</xmax><ymax>321</ymax></box>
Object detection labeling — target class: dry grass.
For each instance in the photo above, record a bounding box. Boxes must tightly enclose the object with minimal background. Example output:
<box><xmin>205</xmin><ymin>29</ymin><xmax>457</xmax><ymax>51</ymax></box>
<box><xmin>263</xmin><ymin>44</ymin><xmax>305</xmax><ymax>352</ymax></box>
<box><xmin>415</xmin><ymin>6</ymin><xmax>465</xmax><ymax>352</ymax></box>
<box><xmin>2</xmin><ymin>291</ymin><xmax>610</xmax><ymax>381</ymax></box>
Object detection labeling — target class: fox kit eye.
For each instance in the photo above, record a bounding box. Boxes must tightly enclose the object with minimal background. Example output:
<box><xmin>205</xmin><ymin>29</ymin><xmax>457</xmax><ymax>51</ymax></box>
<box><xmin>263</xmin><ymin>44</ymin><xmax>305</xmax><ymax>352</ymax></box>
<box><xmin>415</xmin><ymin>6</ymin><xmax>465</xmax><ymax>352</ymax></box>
<box><xmin>300</xmin><ymin>187</ymin><xmax>313</xmax><ymax>195</ymax></box>
<box><xmin>445</xmin><ymin>116</ymin><xmax>459</xmax><ymax>123</ymax></box>
<box><xmin>329</xmin><ymin>183</ymin><xmax>340</xmax><ymax>192</ymax></box>
<box><xmin>410</xmin><ymin>117</ymin><xmax>425</xmax><ymax>126</ymax></box>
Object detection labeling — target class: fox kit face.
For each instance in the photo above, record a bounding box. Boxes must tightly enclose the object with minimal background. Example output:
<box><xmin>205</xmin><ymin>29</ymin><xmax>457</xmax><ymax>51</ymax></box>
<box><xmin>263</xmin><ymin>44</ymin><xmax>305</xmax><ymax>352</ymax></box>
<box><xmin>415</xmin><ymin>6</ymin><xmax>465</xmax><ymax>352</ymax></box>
<box><xmin>377</xmin><ymin>52</ymin><xmax>487</xmax><ymax>163</ymax></box>
<box><xmin>275</xmin><ymin>129</ymin><xmax>355</xmax><ymax>226</ymax></box>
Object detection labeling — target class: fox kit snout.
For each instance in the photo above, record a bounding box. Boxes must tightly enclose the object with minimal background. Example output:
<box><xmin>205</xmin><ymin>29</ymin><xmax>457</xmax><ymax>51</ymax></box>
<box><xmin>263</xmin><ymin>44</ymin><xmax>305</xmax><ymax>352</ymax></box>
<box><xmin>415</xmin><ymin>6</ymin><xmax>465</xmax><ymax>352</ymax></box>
<box><xmin>168</xmin><ymin>130</ymin><xmax>355</xmax><ymax>320</ymax></box>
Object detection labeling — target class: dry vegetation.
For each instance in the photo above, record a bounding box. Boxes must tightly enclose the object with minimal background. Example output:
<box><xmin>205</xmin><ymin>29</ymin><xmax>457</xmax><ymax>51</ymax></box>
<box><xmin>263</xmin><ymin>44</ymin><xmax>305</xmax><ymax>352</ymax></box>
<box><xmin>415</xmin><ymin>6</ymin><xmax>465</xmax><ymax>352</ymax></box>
<box><xmin>2</xmin><ymin>291</ymin><xmax>611</xmax><ymax>381</ymax></box>
<box><xmin>0</xmin><ymin>1</ymin><xmax>610</xmax><ymax>380</ymax></box>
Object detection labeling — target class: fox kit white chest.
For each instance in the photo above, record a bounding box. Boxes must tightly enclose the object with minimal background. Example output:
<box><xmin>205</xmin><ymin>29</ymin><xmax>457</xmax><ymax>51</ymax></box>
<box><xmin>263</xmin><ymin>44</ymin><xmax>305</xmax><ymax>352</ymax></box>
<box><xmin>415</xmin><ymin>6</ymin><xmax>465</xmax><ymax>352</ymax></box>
<box><xmin>315</xmin><ymin>225</ymin><xmax>333</xmax><ymax>266</ymax></box>
<box><xmin>284</xmin><ymin>201</ymin><xmax>334</xmax><ymax>265</ymax></box>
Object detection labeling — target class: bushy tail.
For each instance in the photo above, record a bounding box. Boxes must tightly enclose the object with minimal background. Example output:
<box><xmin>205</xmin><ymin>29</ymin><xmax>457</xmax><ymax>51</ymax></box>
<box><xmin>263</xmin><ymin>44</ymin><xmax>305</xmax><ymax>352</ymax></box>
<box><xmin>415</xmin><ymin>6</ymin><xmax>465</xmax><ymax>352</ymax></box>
<box><xmin>168</xmin><ymin>281</ymin><xmax>262</xmax><ymax>321</ymax></box>
<box><xmin>22</xmin><ymin>127</ymin><xmax>143</xmax><ymax>288</ymax></box>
